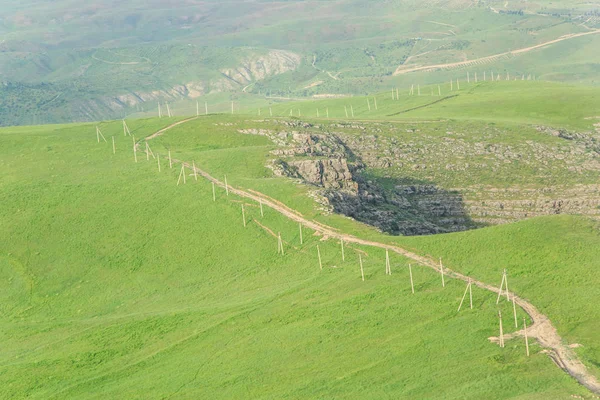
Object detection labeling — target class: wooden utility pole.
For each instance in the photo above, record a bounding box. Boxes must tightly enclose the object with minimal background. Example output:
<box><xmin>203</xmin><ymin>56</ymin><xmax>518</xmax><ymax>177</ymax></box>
<box><xmin>193</xmin><ymin>161</ymin><xmax>198</xmax><ymax>181</ymax></box>
<box><xmin>409</xmin><ymin>264</ymin><xmax>414</xmax><ymax>294</ymax></box>
<box><xmin>132</xmin><ymin>135</ymin><xmax>137</xmax><ymax>163</ymax></box>
<box><xmin>112</xmin><ymin>136</ymin><xmax>116</xmax><ymax>154</ymax></box>
<box><xmin>496</xmin><ymin>269</ymin><xmax>509</xmax><ymax>304</ymax></box>
<box><xmin>158</xmin><ymin>102</ymin><xmax>162</xmax><ymax>118</ymax></box>
<box><xmin>523</xmin><ymin>318</ymin><xmax>530</xmax><ymax>356</ymax></box>
<box><xmin>177</xmin><ymin>165</ymin><xmax>183</xmax><ymax>186</ymax></box>
<box><xmin>225</xmin><ymin>175</ymin><xmax>229</xmax><ymax>196</ymax></box>
<box><xmin>278</xmin><ymin>233</ymin><xmax>284</xmax><ymax>255</ymax></box>
<box><xmin>167</xmin><ymin>103</ymin><xmax>172</xmax><ymax>117</ymax></box>
<box><xmin>196</xmin><ymin>100</ymin><xmax>199</xmax><ymax>116</ymax></box>
<box><xmin>396</xmin><ymin>87</ymin><xmax>399</xmax><ymax>100</ymax></box>
<box><xmin>373</xmin><ymin>98</ymin><xmax>377</xmax><ymax>110</ymax></box>
<box><xmin>504</xmin><ymin>270</ymin><xmax>510</xmax><ymax>301</ymax></box>
<box><xmin>359</xmin><ymin>254</ymin><xmax>365</xmax><ymax>281</ymax></box>
<box><xmin>439</xmin><ymin>258</ymin><xmax>445</xmax><ymax>287</ymax></box>
<box><xmin>123</xmin><ymin>120</ymin><xmax>131</xmax><ymax>136</ymax></box>
<box><xmin>457</xmin><ymin>279</ymin><xmax>472</xmax><ymax>312</ymax></box>
<box><xmin>385</xmin><ymin>250</ymin><xmax>391</xmax><ymax>275</ymax></box>
<box><xmin>344</xmin><ymin>106</ymin><xmax>348</xmax><ymax>118</ymax></box>
<box><xmin>317</xmin><ymin>245</ymin><xmax>323</xmax><ymax>270</ymax></box>
<box><xmin>467</xmin><ymin>71</ymin><xmax>470</xmax><ymax>83</ymax></box>
<box><xmin>169</xmin><ymin>151</ymin><xmax>172</xmax><ymax>168</ymax></box>
<box><xmin>212</xmin><ymin>182</ymin><xmax>216</xmax><ymax>202</ymax></box>
<box><xmin>96</xmin><ymin>126</ymin><xmax>107</xmax><ymax>143</ymax></box>
<box><xmin>259</xmin><ymin>200</ymin><xmax>264</xmax><ymax>217</ymax></box>
<box><xmin>341</xmin><ymin>239</ymin><xmax>345</xmax><ymax>261</ymax></box>
<box><xmin>177</xmin><ymin>165</ymin><xmax>185</xmax><ymax>186</ymax></box>
<box><xmin>299</xmin><ymin>223</ymin><xmax>303</xmax><ymax>245</ymax></box>
<box><xmin>499</xmin><ymin>310</ymin><xmax>505</xmax><ymax>348</ymax></box>
<box><xmin>469</xmin><ymin>278</ymin><xmax>473</xmax><ymax>309</ymax></box>
<box><xmin>512</xmin><ymin>295</ymin><xmax>518</xmax><ymax>328</ymax></box>
<box><xmin>418</xmin><ymin>85</ymin><xmax>421</xmax><ymax>96</ymax></box>
<box><xmin>438</xmin><ymin>85</ymin><xmax>441</xmax><ymax>96</ymax></box>
<box><xmin>367</xmin><ymin>99</ymin><xmax>371</xmax><ymax>111</ymax></box>
<box><xmin>242</xmin><ymin>204</ymin><xmax>246</xmax><ymax>227</ymax></box>
<box><xmin>157</xmin><ymin>154</ymin><xmax>161</xmax><ymax>172</ymax></box>
<box><xmin>205</xmin><ymin>101</ymin><xmax>208</xmax><ymax>115</ymax></box>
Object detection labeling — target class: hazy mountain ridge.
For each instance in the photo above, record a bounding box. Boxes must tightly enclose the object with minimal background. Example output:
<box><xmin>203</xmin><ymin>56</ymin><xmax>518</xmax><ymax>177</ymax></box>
<box><xmin>1</xmin><ymin>0</ymin><xmax>600</xmax><ymax>125</ymax></box>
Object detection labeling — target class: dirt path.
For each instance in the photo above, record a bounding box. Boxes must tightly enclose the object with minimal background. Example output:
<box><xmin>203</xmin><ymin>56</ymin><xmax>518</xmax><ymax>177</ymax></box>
<box><xmin>140</xmin><ymin>119</ymin><xmax>600</xmax><ymax>395</ymax></box>
<box><xmin>394</xmin><ymin>29</ymin><xmax>600</xmax><ymax>75</ymax></box>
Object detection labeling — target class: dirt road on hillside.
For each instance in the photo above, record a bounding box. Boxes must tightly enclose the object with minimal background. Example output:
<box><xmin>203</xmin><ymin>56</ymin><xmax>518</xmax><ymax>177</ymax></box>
<box><xmin>394</xmin><ymin>29</ymin><xmax>600</xmax><ymax>75</ymax></box>
<box><xmin>138</xmin><ymin>118</ymin><xmax>600</xmax><ymax>395</ymax></box>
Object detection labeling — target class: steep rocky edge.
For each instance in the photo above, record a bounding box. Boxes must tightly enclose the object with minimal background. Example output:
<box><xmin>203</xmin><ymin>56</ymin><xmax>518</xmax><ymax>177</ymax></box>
<box><xmin>102</xmin><ymin>50</ymin><xmax>301</xmax><ymax>114</ymax></box>
<box><xmin>239</xmin><ymin>122</ymin><xmax>478</xmax><ymax>236</ymax></box>
<box><xmin>239</xmin><ymin>119</ymin><xmax>600</xmax><ymax>236</ymax></box>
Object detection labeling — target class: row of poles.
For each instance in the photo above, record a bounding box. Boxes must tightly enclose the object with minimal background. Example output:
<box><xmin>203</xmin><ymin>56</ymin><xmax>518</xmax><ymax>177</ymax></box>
<box><xmin>157</xmin><ymin>100</ymin><xmax>237</xmax><ymax>118</ymax></box>
<box><xmin>97</xmin><ymin>122</ymin><xmax>530</xmax><ymax>356</ymax></box>
<box><xmin>151</xmin><ymin>70</ymin><xmax>537</xmax><ymax>120</ymax></box>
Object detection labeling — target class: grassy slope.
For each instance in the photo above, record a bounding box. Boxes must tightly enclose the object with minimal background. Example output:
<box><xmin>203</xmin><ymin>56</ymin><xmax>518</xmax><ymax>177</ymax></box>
<box><xmin>2</xmin><ymin>0</ymin><xmax>600</xmax><ymax>125</ymax></box>
<box><xmin>267</xmin><ymin>80</ymin><xmax>600</xmax><ymax>130</ymax></box>
<box><xmin>0</xmin><ymin>119</ymin><xmax>588</xmax><ymax>398</ymax></box>
<box><xmin>147</xmin><ymin>95</ymin><xmax>600</xmax><ymax>388</ymax></box>
<box><xmin>398</xmin><ymin>215</ymin><xmax>600</xmax><ymax>381</ymax></box>
<box><xmin>149</xmin><ymin>112</ymin><xmax>600</xmax><ymax>389</ymax></box>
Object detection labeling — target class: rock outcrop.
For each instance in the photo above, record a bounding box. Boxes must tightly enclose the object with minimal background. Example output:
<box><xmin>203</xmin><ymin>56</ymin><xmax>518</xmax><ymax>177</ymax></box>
<box><xmin>238</xmin><ymin>118</ymin><xmax>600</xmax><ymax>235</ymax></box>
<box><xmin>287</xmin><ymin>159</ymin><xmax>358</xmax><ymax>191</ymax></box>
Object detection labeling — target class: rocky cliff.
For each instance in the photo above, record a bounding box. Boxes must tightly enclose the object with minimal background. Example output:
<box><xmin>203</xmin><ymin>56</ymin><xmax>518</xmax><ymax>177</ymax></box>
<box><xmin>238</xmin><ymin>118</ymin><xmax>600</xmax><ymax>236</ymax></box>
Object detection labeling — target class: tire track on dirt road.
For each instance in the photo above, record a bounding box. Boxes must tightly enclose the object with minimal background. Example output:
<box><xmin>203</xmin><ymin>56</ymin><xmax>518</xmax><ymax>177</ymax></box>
<box><xmin>139</xmin><ymin>116</ymin><xmax>600</xmax><ymax>395</ymax></box>
<box><xmin>394</xmin><ymin>29</ymin><xmax>600</xmax><ymax>75</ymax></box>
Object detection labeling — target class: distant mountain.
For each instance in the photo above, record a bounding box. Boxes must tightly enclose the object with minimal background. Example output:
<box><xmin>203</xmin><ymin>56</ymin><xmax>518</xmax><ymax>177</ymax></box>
<box><xmin>1</xmin><ymin>0</ymin><xmax>599</xmax><ymax>125</ymax></box>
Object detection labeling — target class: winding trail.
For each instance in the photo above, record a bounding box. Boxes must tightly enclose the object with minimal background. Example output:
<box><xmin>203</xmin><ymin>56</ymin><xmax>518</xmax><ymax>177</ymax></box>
<box><xmin>139</xmin><ymin>117</ymin><xmax>600</xmax><ymax>395</ymax></box>
<box><xmin>394</xmin><ymin>29</ymin><xmax>600</xmax><ymax>75</ymax></box>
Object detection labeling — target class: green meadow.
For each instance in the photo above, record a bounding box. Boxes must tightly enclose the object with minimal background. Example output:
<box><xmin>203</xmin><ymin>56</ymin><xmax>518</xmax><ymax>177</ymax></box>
<box><xmin>266</xmin><ymin>80</ymin><xmax>600</xmax><ymax>131</ymax></box>
<box><xmin>1</xmin><ymin>108</ymin><xmax>598</xmax><ymax>397</ymax></box>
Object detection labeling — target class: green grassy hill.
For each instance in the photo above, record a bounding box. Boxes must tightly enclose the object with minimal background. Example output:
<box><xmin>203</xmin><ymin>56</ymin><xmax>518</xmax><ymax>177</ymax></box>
<box><xmin>2</xmin><ymin>114</ymin><xmax>598</xmax><ymax>398</ymax></box>
<box><xmin>266</xmin><ymin>80</ymin><xmax>600</xmax><ymax>130</ymax></box>
<box><xmin>1</xmin><ymin>0</ymin><xmax>600</xmax><ymax>126</ymax></box>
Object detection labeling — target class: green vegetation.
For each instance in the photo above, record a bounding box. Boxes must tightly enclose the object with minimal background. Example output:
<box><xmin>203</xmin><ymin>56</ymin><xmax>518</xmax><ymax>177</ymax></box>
<box><xmin>400</xmin><ymin>215</ymin><xmax>600</xmax><ymax>382</ymax></box>
<box><xmin>0</xmin><ymin>117</ymin><xmax>594</xmax><ymax>398</ymax></box>
<box><xmin>2</xmin><ymin>0</ymin><xmax>600</xmax><ymax>125</ymax></box>
<box><xmin>268</xmin><ymin>80</ymin><xmax>600</xmax><ymax>131</ymax></box>
<box><xmin>2</xmin><ymin>1</ymin><xmax>600</xmax><ymax>397</ymax></box>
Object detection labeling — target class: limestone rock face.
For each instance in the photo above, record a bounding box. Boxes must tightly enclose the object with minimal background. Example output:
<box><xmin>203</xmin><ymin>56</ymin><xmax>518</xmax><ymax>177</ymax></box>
<box><xmin>288</xmin><ymin>159</ymin><xmax>358</xmax><ymax>191</ymax></box>
<box><xmin>242</xmin><ymin>118</ymin><xmax>600</xmax><ymax>236</ymax></box>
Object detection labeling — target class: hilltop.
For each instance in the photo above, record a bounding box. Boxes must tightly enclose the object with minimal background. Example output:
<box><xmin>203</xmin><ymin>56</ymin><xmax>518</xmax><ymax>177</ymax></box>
<box><xmin>1</xmin><ymin>0</ymin><xmax>600</xmax><ymax>125</ymax></box>
<box><xmin>3</xmin><ymin>79</ymin><xmax>600</xmax><ymax>397</ymax></box>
